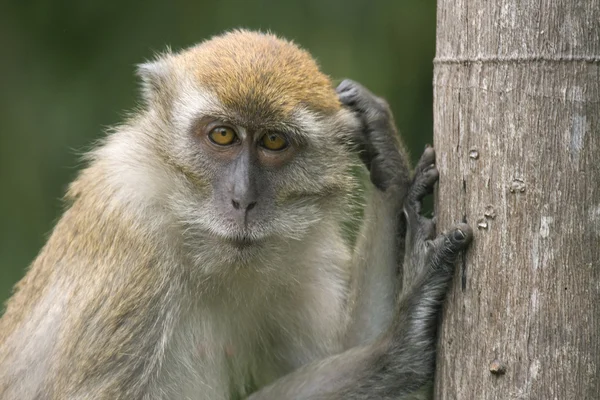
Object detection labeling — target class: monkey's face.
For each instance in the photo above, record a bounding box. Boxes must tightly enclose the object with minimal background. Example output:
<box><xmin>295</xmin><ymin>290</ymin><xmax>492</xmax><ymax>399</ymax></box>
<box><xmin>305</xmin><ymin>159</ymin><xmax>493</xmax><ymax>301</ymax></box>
<box><xmin>163</xmin><ymin>92</ymin><xmax>358</xmax><ymax>256</ymax></box>
<box><xmin>140</xmin><ymin>31</ymin><xmax>361</xmax><ymax>259</ymax></box>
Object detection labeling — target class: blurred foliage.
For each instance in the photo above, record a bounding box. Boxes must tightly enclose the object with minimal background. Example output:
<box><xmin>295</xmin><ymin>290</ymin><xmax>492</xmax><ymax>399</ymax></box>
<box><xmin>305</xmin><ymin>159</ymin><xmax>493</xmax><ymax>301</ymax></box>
<box><xmin>0</xmin><ymin>0</ymin><xmax>436</xmax><ymax>306</ymax></box>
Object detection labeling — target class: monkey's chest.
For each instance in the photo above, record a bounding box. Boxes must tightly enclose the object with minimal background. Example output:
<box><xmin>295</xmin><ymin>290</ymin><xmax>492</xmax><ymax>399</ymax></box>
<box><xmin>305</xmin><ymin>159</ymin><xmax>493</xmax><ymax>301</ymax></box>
<box><xmin>159</xmin><ymin>303</ymin><xmax>300</xmax><ymax>400</ymax></box>
<box><xmin>158</xmin><ymin>258</ymin><xmax>349</xmax><ymax>399</ymax></box>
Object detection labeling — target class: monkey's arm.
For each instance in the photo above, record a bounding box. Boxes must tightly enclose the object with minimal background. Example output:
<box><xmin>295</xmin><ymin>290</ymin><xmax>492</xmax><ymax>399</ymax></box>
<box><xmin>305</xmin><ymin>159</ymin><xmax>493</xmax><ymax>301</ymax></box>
<box><xmin>338</xmin><ymin>80</ymin><xmax>412</xmax><ymax>347</ymax></box>
<box><xmin>249</xmin><ymin>149</ymin><xmax>472</xmax><ymax>399</ymax></box>
<box><xmin>344</xmin><ymin>187</ymin><xmax>405</xmax><ymax>346</ymax></box>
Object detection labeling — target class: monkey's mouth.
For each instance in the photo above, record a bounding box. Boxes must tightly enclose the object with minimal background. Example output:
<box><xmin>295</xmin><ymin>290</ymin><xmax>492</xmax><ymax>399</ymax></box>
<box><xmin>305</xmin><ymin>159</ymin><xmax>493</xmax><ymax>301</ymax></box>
<box><xmin>226</xmin><ymin>237</ymin><xmax>255</xmax><ymax>248</ymax></box>
<box><xmin>221</xmin><ymin>233</ymin><xmax>265</xmax><ymax>249</ymax></box>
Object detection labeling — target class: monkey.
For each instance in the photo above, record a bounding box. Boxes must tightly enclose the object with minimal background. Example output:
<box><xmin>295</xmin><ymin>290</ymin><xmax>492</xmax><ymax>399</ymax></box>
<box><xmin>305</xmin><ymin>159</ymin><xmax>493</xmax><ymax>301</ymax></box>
<box><xmin>0</xmin><ymin>30</ymin><xmax>472</xmax><ymax>399</ymax></box>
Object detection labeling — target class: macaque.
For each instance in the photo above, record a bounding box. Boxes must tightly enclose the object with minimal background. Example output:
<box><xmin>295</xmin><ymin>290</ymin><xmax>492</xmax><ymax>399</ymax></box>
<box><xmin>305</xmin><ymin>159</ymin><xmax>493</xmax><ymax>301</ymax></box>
<box><xmin>0</xmin><ymin>30</ymin><xmax>472</xmax><ymax>399</ymax></box>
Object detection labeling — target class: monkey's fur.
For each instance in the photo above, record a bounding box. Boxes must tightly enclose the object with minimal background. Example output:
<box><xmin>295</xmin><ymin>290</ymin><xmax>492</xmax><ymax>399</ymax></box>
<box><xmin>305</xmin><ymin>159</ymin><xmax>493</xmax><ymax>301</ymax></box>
<box><xmin>0</xmin><ymin>30</ymin><xmax>472</xmax><ymax>399</ymax></box>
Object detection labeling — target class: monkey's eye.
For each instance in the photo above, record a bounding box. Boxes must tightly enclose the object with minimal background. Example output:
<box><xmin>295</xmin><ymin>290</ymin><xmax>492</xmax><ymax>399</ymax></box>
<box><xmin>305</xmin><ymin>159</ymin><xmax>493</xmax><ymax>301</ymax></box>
<box><xmin>208</xmin><ymin>126</ymin><xmax>238</xmax><ymax>146</ymax></box>
<box><xmin>260</xmin><ymin>133</ymin><xmax>288</xmax><ymax>151</ymax></box>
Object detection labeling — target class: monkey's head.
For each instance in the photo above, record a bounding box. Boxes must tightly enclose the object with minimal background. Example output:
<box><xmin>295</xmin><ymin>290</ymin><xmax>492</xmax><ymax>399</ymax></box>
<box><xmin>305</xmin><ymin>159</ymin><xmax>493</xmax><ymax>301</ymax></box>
<box><xmin>101</xmin><ymin>30</ymin><xmax>361</xmax><ymax>264</ymax></box>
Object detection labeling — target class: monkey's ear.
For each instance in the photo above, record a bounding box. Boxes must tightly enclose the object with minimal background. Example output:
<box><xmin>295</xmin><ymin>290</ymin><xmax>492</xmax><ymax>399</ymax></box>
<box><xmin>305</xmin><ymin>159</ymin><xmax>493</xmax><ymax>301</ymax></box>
<box><xmin>136</xmin><ymin>53</ymin><xmax>173</xmax><ymax>105</ymax></box>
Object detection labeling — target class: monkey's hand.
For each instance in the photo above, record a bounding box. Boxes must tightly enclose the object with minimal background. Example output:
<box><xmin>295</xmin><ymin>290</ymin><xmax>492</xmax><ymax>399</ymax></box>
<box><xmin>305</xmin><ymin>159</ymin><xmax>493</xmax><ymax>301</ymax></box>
<box><xmin>403</xmin><ymin>146</ymin><xmax>473</xmax><ymax>293</ymax></box>
<box><xmin>337</xmin><ymin>79</ymin><xmax>410</xmax><ymax>192</ymax></box>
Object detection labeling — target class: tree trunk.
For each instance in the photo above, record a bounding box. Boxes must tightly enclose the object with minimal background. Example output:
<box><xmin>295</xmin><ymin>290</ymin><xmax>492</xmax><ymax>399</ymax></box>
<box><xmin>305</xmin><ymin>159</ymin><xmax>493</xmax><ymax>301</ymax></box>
<box><xmin>432</xmin><ymin>1</ymin><xmax>600</xmax><ymax>399</ymax></box>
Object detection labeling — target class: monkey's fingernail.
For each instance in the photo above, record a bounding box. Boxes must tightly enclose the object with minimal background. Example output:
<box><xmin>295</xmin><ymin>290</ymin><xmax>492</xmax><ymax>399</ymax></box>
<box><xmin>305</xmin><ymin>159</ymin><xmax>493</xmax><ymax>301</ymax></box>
<box><xmin>425</xmin><ymin>143</ymin><xmax>432</xmax><ymax>149</ymax></box>
<box><xmin>489</xmin><ymin>359</ymin><xmax>507</xmax><ymax>375</ymax></box>
<box><xmin>424</xmin><ymin>163</ymin><xmax>437</xmax><ymax>173</ymax></box>
<box><xmin>453</xmin><ymin>229</ymin><xmax>466</xmax><ymax>241</ymax></box>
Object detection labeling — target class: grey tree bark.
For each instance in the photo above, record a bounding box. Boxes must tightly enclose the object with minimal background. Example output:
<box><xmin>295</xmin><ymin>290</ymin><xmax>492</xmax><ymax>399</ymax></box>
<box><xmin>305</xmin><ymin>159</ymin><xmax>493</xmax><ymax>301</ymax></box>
<box><xmin>432</xmin><ymin>1</ymin><xmax>600</xmax><ymax>399</ymax></box>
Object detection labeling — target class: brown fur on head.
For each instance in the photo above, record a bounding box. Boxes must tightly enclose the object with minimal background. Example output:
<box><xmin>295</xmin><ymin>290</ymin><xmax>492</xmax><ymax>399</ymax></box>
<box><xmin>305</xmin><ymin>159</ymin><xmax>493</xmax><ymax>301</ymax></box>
<box><xmin>188</xmin><ymin>30</ymin><xmax>341</xmax><ymax>118</ymax></box>
<box><xmin>139</xmin><ymin>30</ymin><xmax>342</xmax><ymax>125</ymax></box>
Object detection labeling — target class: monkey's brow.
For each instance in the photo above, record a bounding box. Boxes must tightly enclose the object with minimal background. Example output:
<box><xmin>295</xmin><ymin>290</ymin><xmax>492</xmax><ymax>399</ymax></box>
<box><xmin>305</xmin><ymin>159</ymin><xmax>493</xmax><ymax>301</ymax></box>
<box><xmin>194</xmin><ymin>112</ymin><xmax>311</xmax><ymax>143</ymax></box>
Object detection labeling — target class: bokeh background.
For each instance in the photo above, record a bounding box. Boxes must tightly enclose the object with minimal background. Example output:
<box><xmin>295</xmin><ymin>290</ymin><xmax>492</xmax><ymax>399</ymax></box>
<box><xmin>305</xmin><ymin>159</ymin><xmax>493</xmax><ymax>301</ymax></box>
<box><xmin>0</xmin><ymin>0</ymin><xmax>436</xmax><ymax>306</ymax></box>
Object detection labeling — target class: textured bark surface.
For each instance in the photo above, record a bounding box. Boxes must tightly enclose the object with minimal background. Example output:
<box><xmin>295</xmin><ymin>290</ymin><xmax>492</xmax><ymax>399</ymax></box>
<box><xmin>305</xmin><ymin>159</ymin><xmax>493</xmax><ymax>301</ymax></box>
<box><xmin>432</xmin><ymin>1</ymin><xmax>600</xmax><ymax>399</ymax></box>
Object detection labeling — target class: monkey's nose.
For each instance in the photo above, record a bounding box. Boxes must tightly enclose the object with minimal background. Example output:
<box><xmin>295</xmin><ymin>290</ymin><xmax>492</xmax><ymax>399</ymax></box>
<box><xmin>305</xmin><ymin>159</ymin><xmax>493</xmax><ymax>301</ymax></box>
<box><xmin>231</xmin><ymin>199</ymin><xmax>257</xmax><ymax>212</ymax></box>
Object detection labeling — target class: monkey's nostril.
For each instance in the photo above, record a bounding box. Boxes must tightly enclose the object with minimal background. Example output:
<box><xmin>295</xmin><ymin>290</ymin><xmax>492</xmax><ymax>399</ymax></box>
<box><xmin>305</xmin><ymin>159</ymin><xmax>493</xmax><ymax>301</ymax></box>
<box><xmin>231</xmin><ymin>200</ymin><xmax>256</xmax><ymax>211</ymax></box>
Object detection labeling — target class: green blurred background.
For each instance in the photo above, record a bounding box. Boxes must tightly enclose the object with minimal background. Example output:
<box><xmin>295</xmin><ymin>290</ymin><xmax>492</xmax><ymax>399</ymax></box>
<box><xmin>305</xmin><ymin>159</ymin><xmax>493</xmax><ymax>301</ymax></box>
<box><xmin>0</xmin><ymin>0</ymin><xmax>436</xmax><ymax>306</ymax></box>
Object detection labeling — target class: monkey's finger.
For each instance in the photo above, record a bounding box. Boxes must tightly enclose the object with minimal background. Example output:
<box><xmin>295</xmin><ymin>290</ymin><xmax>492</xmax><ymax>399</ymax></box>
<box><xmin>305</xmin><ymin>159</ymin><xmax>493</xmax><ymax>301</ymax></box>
<box><xmin>411</xmin><ymin>146</ymin><xmax>438</xmax><ymax>201</ymax></box>
<box><xmin>336</xmin><ymin>79</ymin><xmax>361</xmax><ymax>107</ymax></box>
<box><xmin>336</xmin><ymin>79</ymin><xmax>386</xmax><ymax>114</ymax></box>
<box><xmin>406</xmin><ymin>156</ymin><xmax>438</xmax><ymax>216</ymax></box>
<box><xmin>409</xmin><ymin>165</ymin><xmax>438</xmax><ymax>206</ymax></box>
<box><xmin>414</xmin><ymin>146</ymin><xmax>436</xmax><ymax>174</ymax></box>
<box><xmin>428</xmin><ymin>223</ymin><xmax>473</xmax><ymax>267</ymax></box>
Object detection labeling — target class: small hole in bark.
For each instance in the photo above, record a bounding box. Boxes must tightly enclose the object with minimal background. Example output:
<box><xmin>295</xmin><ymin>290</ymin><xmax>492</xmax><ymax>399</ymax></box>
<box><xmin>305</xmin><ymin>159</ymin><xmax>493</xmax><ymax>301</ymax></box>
<box><xmin>484</xmin><ymin>205</ymin><xmax>496</xmax><ymax>219</ymax></box>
